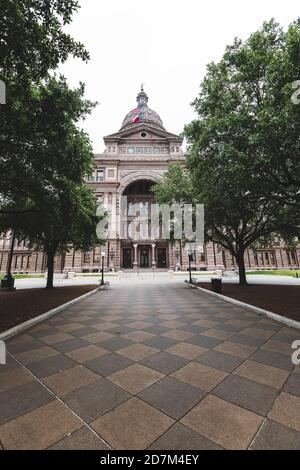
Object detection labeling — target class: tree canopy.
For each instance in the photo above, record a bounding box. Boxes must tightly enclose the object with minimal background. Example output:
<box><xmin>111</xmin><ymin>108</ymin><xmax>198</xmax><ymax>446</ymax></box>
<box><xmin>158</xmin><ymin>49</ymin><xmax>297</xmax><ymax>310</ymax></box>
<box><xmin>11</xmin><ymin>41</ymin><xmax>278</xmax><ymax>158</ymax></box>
<box><xmin>154</xmin><ymin>19</ymin><xmax>300</xmax><ymax>285</ymax></box>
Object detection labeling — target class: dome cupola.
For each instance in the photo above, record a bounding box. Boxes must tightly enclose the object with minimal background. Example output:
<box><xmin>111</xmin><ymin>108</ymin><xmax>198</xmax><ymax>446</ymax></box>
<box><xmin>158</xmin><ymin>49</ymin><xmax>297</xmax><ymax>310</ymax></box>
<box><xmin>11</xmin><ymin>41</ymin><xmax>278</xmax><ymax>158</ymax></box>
<box><xmin>120</xmin><ymin>85</ymin><xmax>164</xmax><ymax>130</ymax></box>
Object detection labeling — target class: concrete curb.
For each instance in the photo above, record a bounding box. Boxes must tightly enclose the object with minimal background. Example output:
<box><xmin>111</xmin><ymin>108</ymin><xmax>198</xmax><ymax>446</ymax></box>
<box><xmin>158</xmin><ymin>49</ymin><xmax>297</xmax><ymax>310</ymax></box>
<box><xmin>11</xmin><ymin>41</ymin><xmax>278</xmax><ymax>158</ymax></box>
<box><xmin>0</xmin><ymin>286</ymin><xmax>104</xmax><ymax>341</ymax></box>
<box><xmin>190</xmin><ymin>284</ymin><xmax>300</xmax><ymax>330</ymax></box>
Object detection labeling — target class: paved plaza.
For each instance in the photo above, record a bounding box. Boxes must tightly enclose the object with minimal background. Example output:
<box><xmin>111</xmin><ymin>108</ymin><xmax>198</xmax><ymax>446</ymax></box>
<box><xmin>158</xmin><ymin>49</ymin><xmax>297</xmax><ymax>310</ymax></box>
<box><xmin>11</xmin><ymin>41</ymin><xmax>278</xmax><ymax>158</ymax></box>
<box><xmin>0</xmin><ymin>279</ymin><xmax>300</xmax><ymax>450</ymax></box>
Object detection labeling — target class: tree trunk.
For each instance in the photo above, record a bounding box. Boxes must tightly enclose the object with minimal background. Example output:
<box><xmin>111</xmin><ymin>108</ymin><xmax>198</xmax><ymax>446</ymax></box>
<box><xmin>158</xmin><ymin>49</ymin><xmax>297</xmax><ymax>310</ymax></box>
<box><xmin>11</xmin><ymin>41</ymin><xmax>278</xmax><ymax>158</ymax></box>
<box><xmin>46</xmin><ymin>249</ymin><xmax>55</xmax><ymax>289</ymax></box>
<box><xmin>236</xmin><ymin>251</ymin><xmax>247</xmax><ymax>286</ymax></box>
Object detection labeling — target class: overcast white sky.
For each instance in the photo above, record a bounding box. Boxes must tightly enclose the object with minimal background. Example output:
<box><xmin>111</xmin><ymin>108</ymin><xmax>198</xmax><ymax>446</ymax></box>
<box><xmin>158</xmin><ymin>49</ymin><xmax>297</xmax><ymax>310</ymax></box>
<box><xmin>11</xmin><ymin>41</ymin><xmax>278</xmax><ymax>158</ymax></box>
<box><xmin>59</xmin><ymin>0</ymin><xmax>300</xmax><ymax>152</ymax></box>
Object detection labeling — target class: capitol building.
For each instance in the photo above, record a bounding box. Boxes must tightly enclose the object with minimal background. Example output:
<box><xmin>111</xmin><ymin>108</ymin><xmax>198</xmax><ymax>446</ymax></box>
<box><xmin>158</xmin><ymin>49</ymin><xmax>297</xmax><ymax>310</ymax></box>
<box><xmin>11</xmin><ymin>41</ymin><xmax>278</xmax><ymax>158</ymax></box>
<box><xmin>0</xmin><ymin>87</ymin><xmax>299</xmax><ymax>274</ymax></box>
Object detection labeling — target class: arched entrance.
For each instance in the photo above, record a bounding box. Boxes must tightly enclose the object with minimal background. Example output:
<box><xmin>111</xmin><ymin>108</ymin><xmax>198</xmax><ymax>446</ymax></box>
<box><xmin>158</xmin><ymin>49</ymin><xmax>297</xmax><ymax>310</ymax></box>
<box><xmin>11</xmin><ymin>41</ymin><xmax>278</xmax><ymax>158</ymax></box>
<box><xmin>120</xmin><ymin>179</ymin><xmax>168</xmax><ymax>269</ymax></box>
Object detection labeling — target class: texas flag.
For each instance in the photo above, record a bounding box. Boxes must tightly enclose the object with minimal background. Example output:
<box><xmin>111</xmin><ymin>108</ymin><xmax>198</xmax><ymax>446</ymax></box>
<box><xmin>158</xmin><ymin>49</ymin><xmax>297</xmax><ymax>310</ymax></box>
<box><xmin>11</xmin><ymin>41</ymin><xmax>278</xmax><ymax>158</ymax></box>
<box><xmin>131</xmin><ymin>108</ymin><xmax>143</xmax><ymax>123</ymax></box>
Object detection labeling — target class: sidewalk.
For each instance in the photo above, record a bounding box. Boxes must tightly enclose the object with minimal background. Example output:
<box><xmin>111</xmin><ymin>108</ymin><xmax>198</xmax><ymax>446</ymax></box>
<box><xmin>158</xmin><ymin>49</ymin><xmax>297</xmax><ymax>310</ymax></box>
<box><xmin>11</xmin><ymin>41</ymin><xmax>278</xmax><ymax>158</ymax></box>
<box><xmin>0</xmin><ymin>279</ymin><xmax>299</xmax><ymax>449</ymax></box>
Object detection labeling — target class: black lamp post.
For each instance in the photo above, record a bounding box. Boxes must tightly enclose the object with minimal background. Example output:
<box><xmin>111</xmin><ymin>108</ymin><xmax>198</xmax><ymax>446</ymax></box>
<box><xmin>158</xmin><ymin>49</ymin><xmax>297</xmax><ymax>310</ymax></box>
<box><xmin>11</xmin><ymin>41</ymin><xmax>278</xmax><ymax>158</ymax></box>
<box><xmin>188</xmin><ymin>253</ymin><xmax>192</xmax><ymax>284</ymax></box>
<box><xmin>100</xmin><ymin>251</ymin><xmax>105</xmax><ymax>286</ymax></box>
<box><xmin>1</xmin><ymin>230</ymin><xmax>16</xmax><ymax>290</ymax></box>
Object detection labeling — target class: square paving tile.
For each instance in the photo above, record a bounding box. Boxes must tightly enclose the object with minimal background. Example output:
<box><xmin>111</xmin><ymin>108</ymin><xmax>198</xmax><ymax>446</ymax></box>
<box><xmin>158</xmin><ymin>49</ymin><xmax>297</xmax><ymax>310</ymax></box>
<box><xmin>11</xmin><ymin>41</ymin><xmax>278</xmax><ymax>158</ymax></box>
<box><xmin>165</xmin><ymin>342</ymin><xmax>208</xmax><ymax>360</ymax></box>
<box><xmin>41</xmin><ymin>332</ymin><xmax>74</xmax><ymax>345</ymax></box>
<box><xmin>0</xmin><ymin>400</ymin><xmax>82</xmax><ymax>449</ymax></box>
<box><xmin>234</xmin><ymin>359</ymin><xmax>290</xmax><ymax>389</ymax></box>
<box><xmin>214</xmin><ymin>340</ymin><xmax>257</xmax><ymax>359</ymax></box>
<box><xmin>149</xmin><ymin>423</ymin><xmax>222</xmax><ymax>450</ymax></box>
<box><xmin>14</xmin><ymin>346</ymin><xmax>60</xmax><ymax>365</ymax></box>
<box><xmin>250</xmin><ymin>349</ymin><xmax>294</xmax><ymax>370</ymax></box>
<box><xmin>82</xmin><ymin>331</ymin><xmax>114</xmax><ymax>344</ymax></box>
<box><xmin>140</xmin><ymin>351</ymin><xmax>189</xmax><ymax>375</ymax></box>
<box><xmin>212</xmin><ymin>374</ymin><xmax>278</xmax><ymax>416</ymax></box>
<box><xmin>230</xmin><ymin>333</ymin><xmax>266</xmax><ymax>347</ymax></box>
<box><xmin>56</xmin><ymin>322</ymin><xmax>85</xmax><ymax>333</ymax></box>
<box><xmin>201</xmin><ymin>328</ymin><xmax>235</xmax><ymax>341</ymax></box>
<box><xmin>283</xmin><ymin>373</ymin><xmax>300</xmax><ymax>397</ymax></box>
<box><xmin>123</xmin><ymin>331</ymin><xmax>155</xmax><ymax>343</ymax></box>
<box><xmin>181</xmin><ymin>394</ymin><xmax>263</xmax><ymax>449</ymax></box>
<box><xmin>171</xmin><ymin>362</ymin><xmax>227</xmax><ymax>392</ymax></box>
<box><xmin>138</xmin><ymin>376</ymin><xmax>205</xmax><ymax>419</ymax></box>
<box><xmin>160</xmin><ymin>320</ymin><xmax>185</xmax><ymax>329</ymax></box>
<box><xmin>241</xmin><ymin>327</ymin><xmax>275</xmax><ymax>339</ymax></box>
<box><xmin>27</xmin><ymin>354</ymin><xmax>77</xmax><ymax>378</ymax></box>
<box><xmin>161</xmin><ymin>329</ymin><xmax>195</xmax><ymax>341</ymax></box>
<box><xmin>186</xmin><ymin>334</ymin><xmax>222</xmax><ymax>348</ymax></box>
<box><xmin>108</xmin><ymin>364</ymin><xmax>164</xmax><ymax>394</ymax></box>
<box><xmin>52</xmin><ymin>338</ymin><xmax>90</xmax><ymax>353</ymax></box>
<box><xmin>195</xmin><ymin>350</ymin><xmax>244</xmax><ymax>372</ymax></box>
<box><xmin>48</xmin><ymin>426</ymin><xmax>109</xmax><ymax>450</ymax></box>
<box><xmin>117</xmin><ymin>343</ymin><xmax>159</xmax><ymax>361</ymax></box>
<box><xmin>262</xmin><ymin>339</ymin><xmax>292</xmax><ymax>355</ymax></box>
<box><xmin>0</xmin><ymin>367</ymin><xmax>34</xmax><ymax>394</ymax></box>
<box><xmin>225</xmin><ymin>319</ymin><xmax>255</xmax><ymax>329</ymax></box>
<box><xmin>7</xmin><ymin>338</ymin><xmax>44</xmax><ymax>354</ymax></box>
<box><xmin>142</xmin><ymin>335</ymin><xmax>178</xmax><ymax>350</ymax></box>
<box><xmin>251</xmin><ymin>419</ymin><xmax>300</xmax><ymax>450</ymax></box>
<box><xmin>65</xmin><ymin>345</ymin><xmax>109</xmax><ymax>364</ymax></box>
<box><xmin>0</xmin><ymin>381</ymin><xmax>54</xmax><ymax>425</ymax></box>
<box><xmin>98</xmin><ymin>335</ymin><xmax>133</xmax><ymax>351</ymax></box>
<box><xmin>63</xmin><ymin>377</ymin><xmax>131</xmax><ymax>422</ymax></box>
<box><xmin>269</xmin><ymin>392</ymin><xmax>300</xmax><ymax>432</ymax></box>
<box><xmin>127</xmin><ymin>321</ymin><xmax>153</xmax><ymax>330</ymax></box>
<box><xmin>85</xmin><ymin>353</ymin><xmax>134</xmax><ymax>376</ymax></box>
<box><xmin>43</xmin><ymin>365</ymin><xmax>99</xmax><ymax>396</ymax></box>
<box><xmin>91</xmin><ymin>397</ymin><xmax>174</xmax><ymax>449</ymax></box>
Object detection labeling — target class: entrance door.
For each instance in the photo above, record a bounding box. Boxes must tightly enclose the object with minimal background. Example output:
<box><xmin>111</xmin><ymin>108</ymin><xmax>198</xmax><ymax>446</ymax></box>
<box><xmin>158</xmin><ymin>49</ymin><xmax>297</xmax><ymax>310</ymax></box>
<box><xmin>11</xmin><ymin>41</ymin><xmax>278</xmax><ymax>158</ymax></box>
<box><xmin>157</xmin><ymin>248</ymin><xmax>167</xmax><ymax>268</ymax></box>
<box><xmin>140</xmin><ymin>246</ymin><xmax>149</xmax><ymax>268</ymax></box>
<box><xmin>123</xmin><ymin>248</ymin><xmax>132</xmax><ymax>268</ymax></box>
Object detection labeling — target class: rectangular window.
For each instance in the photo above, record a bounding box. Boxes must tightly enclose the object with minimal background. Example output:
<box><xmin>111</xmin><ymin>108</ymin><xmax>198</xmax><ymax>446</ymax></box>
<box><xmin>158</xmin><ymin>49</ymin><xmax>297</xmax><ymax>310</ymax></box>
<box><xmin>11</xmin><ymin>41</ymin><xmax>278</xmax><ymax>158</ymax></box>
<box><xmin>153</xmin><ymin>147</ymin><xmax>160</xmax><ymax>154</ymax></box>
<box><xmin>127</xmin><ymin>147</ymin><xmax>135</xmax><ymax>154</ymax></box>
<box><xmin>136</xmin><ymin>147</ymin><xmax>143</xmax><ymax>154</ymax></box>
<box><xmin>83</xmin><ymin>252</ymin><xmax>91</xmax><ymax>263</ymax></box>
<box><xmin>96</xmin><ymin>169</ymin><xmax>104</xmax><ymax>182</ymax></box>
<box><xmin>144</xmin><ymin>147</ymin><xmax>151</xmax><ymax>153</ymax></box>
<box><xmin>253</xmin><ymin>251</ymin><xmax>259</xmax><ymax>266</ymax></box>
<box><xmin>107</xmin><ymin>169</ymin><xmax>114</xmax><ymax>178</ymax></box>
<box><xmin>27</xmin><ymin>255</ymin><xmax>31</xmax><ymax>269</ymax></box>
<box><xmin>93</xmin><ymin>247</ymin><xmax>100</xmax><ymax>263</ymax></box>
<box><xmin>87</xmin><ymin>174</ymin><xmax>94</xmax><ymax>182</ymax></box>
<box><xmin>287</xmin><ymin>250</ymin><xmax>297</xmax><ymax>265</ymax></box>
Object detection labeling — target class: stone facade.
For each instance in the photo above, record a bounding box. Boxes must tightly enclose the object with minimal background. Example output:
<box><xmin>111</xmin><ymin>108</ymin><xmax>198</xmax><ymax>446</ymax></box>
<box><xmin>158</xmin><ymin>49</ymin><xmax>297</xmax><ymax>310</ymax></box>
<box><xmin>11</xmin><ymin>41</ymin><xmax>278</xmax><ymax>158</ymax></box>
<box><xmin>0</xmin><ymin>87</ymin><xmax>299</xmax><ymax>273</ymax></box>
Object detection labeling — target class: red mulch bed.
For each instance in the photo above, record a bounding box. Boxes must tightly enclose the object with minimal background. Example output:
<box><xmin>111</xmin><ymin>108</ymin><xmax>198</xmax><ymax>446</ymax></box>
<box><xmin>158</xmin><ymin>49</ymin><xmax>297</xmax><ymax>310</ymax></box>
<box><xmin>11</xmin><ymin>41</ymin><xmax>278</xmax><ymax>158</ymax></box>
<box><xmin>0</xmin><ymin>285</ymin><xmax>97</xmax><ymax>333</ymax></box>
<box><xmin>197</xmin><ymin>282</ymin><xmax>300</xmax><ymax>322</ymax></box>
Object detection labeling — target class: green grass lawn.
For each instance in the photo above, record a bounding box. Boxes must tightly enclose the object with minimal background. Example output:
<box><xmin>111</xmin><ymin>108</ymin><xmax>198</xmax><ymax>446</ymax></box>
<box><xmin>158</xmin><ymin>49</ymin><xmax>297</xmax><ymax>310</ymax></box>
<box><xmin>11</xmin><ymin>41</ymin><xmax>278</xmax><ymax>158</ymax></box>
<box><xmin>0</xmin><ymin>274</ymin><xmax>44</xmax><ymax>280</ymax></box>
<box><xmin>247</xmin><ymin>269</ymin><xmax>300</xmax><ymax>277</ymax></box>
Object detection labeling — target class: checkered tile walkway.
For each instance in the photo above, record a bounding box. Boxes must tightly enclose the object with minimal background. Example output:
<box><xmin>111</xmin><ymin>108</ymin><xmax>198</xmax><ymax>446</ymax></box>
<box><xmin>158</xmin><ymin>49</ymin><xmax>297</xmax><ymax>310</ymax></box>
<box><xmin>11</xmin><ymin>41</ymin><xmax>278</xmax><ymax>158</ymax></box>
<box><xmin>1</xmin><ymin>280</ymin><xmax>300</xmax><ymax>449</ymax></box>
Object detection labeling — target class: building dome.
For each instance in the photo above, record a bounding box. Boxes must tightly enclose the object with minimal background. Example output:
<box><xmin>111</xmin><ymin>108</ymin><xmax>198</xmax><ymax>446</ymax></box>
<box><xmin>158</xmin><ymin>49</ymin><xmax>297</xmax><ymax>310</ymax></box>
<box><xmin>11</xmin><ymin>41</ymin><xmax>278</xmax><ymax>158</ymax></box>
<box><xmin>120</xmin><ymin>86</ymin><xmax>165</xmax><ymax>130</ymax></box>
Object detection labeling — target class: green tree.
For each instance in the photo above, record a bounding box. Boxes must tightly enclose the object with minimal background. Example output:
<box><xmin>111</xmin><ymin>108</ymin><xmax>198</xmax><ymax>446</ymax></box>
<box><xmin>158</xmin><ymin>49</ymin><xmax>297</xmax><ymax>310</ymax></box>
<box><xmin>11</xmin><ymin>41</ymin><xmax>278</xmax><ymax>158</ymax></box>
<box><xmin>14</xmin><ymin>183</ymin><xmax>100</xmax><ymax>288</ymax></box>
<box><xmin>1</xmin><ymin>77</ymin><xmax>102</xmax><ymax>288</ymax></box>
<box><xmin>0</xmin><ymin>0</ymin><xmax>90</xmax><ymax>214</ymax></box>
<box><xmin>155</xmin><ymin>19</ymin><xmax>300</xmax><ymax>285</ymax></box>
<box><xmin>0</xmin><ymin>0</ymin><xmax>89</xmax><ymax>83</ymax></box>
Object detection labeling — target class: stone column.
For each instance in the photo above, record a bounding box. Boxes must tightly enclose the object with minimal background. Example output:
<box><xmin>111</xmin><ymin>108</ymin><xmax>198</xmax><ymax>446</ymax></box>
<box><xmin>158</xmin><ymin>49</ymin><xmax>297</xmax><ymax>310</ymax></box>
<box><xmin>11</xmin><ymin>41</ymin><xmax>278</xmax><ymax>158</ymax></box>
<box><xmin>110</xmin><ymin>193</ymin><xmax>117</xmax><ymax>239</ymax></box>
<box><xmin>133</xmin><ymin>243</ymin><xmax>138</xmax><ymax>268</ymax></box>
<box><xmin>151</xmin><ymin>243</ymin><xmax>156</xmax><ymax>268</ymax></box>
